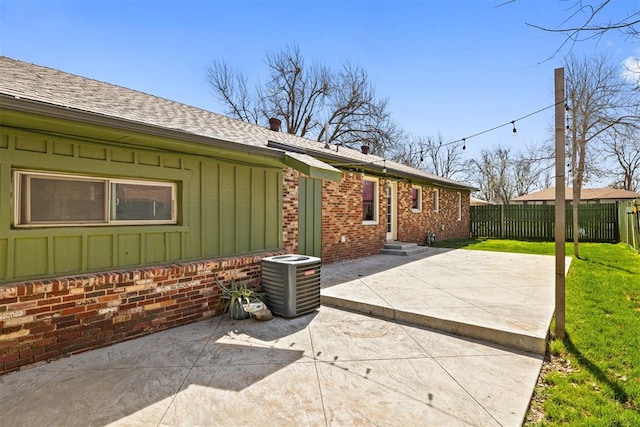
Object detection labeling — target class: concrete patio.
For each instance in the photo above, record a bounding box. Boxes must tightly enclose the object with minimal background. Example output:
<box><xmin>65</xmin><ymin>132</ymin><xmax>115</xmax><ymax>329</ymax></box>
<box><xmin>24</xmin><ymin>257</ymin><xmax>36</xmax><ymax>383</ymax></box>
<box><xmin>321</xmin><ymin>247</ymin><xmax>567</xmax><ymax>355</ymax></box>
<box><xmin>0</xmin><ymin>248</ymin><xmax>567</xmax><ymax>426</ymax></box>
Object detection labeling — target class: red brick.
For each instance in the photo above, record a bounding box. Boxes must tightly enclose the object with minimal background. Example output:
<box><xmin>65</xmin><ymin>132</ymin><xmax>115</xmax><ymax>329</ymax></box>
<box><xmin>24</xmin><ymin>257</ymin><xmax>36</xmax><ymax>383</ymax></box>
<box><xmin>51</xmin><ymin>302</ymin><xmax>75</xmax><ymax>312</ymax></box>
<box><xmin>0</xmin><ymin>352</ymin><xmax>19</xmax><ymax>363</ymax></box>
<box><xmin>62</xmin><ymin>294</ymin><xmax>84</xmax><ymax>302</ymax></box>
<box><xmin>61</xmin><ymin>306</ymin><xmax>86</xmax><ymax>316</ymax></box>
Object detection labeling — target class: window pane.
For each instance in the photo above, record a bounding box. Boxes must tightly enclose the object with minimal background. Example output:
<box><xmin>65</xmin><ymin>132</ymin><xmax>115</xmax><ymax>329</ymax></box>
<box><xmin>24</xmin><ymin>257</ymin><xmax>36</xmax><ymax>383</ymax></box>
<box><xmin>26</xmin><ymin>176</ymin><xmax>105</xmax><ymax>223</ymax></box>
<box><xmin>112</xmin><ymin>183</ymin><xmax>173</xmax><ymax>221</ymax></box>
<box><xmin>363</xmin><ymin>180</ymin><xmax>375</xmax><ymax>221</ymax></box>
<box><xmin>412</xmin><ymin>188</ymin><xmax>419</xmax><ymax>209</ymax></box>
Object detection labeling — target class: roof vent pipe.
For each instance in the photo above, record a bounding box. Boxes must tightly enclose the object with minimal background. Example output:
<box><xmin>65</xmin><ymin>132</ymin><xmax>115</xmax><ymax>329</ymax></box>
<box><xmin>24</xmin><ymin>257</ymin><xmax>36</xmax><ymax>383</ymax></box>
<box><xmin>269</xmin><ymin>118</ymin><xmax>281</xmax><ymax>131</ymax></box>
<box><xmin>361</xmin><ymin>145</ymin><xmax>370</xmax><ymax>155</ymax></box>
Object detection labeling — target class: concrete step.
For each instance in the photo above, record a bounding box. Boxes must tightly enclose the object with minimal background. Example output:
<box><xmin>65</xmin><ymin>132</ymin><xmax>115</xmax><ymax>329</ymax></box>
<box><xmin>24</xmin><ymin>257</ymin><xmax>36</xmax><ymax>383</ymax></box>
<box><xmin>380</xmin><ymin>242</ymin><xmax>430</xmax><ymax>256</ymax></box>
<box><xmin>383</xmin><ymin>242</ymin><xmax>417</xmax><ymax>250</ymax></box>
<box><xmin>321</xmin><ymin>295</ymin><xmax>546</xmax><ymax>355</ymax></box>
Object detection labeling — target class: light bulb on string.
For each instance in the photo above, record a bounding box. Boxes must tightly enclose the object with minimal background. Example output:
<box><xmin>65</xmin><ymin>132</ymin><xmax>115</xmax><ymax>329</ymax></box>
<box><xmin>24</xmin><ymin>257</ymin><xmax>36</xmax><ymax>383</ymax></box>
<box><xmin>382</xmin><ymin>159</ymin><xmax>387</xmax><ymax>174</ymax></box>
<box><xmin>511</xmin><ymin>121</ymin><xmax>517</xmax><ymax>137</ymax></box>
<box><xmin>462</xmin><ymin>138</ymin><xmax>466</xmax><ymax>150</ymax></box>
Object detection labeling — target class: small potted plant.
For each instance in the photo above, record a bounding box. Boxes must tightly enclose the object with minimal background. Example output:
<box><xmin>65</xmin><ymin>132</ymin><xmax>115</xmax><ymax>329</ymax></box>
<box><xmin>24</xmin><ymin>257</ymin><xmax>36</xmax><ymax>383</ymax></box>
<box><xmin>216</xmin><ymin>278</ymin><xmax>264</xmax><ymax>320</ymax></box>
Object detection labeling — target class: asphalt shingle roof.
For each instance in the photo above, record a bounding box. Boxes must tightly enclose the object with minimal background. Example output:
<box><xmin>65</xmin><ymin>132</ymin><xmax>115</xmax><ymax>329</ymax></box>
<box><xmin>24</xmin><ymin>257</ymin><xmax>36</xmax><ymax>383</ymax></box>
<box><xmin>0</xmin><ymin>56</ymin><xmax>474</xmax><ymax>190</ymax></box>
<box><xmin>511</xmin><ymin>186</ymin><xmax>639</xmax><ymax>202</ymax></box>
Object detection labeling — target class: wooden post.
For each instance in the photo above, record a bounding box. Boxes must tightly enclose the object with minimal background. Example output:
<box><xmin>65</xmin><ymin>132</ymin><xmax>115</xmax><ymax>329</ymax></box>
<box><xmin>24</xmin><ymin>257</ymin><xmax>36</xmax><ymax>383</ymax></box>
<box><xmin>555</xmin><ymin>67</ymin><xmax>566</xmax><ymax>339</ymax></box>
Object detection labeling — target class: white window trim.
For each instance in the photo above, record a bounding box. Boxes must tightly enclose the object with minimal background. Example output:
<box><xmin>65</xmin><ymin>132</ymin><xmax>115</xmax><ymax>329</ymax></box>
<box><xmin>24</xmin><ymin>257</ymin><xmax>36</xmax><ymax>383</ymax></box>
<box><xmin>433</xmin><ymin>188</ymin><xmax>439</xmax><ymax>213</ymax></box>
<box><xmin>13</xmin><ymin>170</ymin><xmax>177</xmax><ymax>227</ymax></box>
<box><xmin>362</xmin><ymin>176</ymin><xmax>379</xmax><ymax>225</ymax></box>
<box><xmin>411</xmin><ymin>185</ymin><xmax>422</xmax><ymax>212</ymax></box>
<box><xmin>457</xmin><ymin>192</ymin><xmax>462</xmax><ymax>221</ymax></box>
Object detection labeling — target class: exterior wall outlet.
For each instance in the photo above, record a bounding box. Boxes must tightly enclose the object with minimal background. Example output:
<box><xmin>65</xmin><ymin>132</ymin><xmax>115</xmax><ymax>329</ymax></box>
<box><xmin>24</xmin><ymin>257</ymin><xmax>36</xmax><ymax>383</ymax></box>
<box><xmin>340</xmin><ymin>236</ymin><xmax>346</xmax><ymax>243</ymax></box>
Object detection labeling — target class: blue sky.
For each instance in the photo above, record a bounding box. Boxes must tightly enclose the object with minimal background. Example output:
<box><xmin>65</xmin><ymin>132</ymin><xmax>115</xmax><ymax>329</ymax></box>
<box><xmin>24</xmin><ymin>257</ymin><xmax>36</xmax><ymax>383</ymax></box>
<box><xmin>1</xmin><ymin>0</ymin><xmax>638</xmax><ymax>161</ymax></box>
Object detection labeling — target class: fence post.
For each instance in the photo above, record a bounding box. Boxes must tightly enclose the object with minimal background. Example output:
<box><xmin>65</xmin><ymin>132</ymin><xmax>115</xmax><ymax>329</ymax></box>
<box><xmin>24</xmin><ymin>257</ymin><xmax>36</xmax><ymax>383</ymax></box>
<box><xmin>614</xmin><ymin>201</ymin><xmax>620</xmax><ymax>242</ymax></box>
<box><xmin>554</xmin><ymin>67</ymin><xmax>566</xmax><ymax>339</ymax></box>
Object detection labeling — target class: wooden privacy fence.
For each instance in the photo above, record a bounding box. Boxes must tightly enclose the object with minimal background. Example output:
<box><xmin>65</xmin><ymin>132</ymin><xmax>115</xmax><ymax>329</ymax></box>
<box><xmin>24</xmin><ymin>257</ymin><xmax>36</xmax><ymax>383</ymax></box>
<box><xmin>618</xmin><ymin>200</ymin><xmax>640</xmax><ymax>251</ymax></box>
<box><xmin>470</xmin><ymin>203</ymin><xmax>620</xmax><ymax>242</ymax></box>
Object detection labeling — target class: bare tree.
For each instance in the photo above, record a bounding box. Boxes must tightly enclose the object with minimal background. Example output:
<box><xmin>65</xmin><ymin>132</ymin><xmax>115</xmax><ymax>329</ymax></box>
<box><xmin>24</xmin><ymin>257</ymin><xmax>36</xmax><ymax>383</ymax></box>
<box><xmin>323</xmin><ymin>63</ymin><xmax>403</xmax><ymax>154</ymax></box>
<box><xmin>469</xmin><ymin>145</ymin><xmax>515</xmax><ymax>204</ymax></box>
<box><xmin>564</xmin><ymin>54</ymin><xmax>640</xmax><ymax>256</ymax></box>
<box><xmin>421</xmin><ymin>134</ymin><xmax>467</xmax><ymax>180</ymax></box>
<box><xmin>469</xmin><ymin>141</ymin><xmax>554</xmax><ymax>204</ymax></box>
<box><xmin>206</xmin><ymin>60</ymin><xmax>261</xmax><ymax>124</ymax></box>
<box><xmin>389</xmin><ymin>137</ymin><xmax>423</xmax><ymax>168</ymax></box>
<box><xmin>601</xmin><ymin>127</ymin><xmax>640</xmax><ymax>191</ymax></box>
<box><xmin>523</xmin><ymin>0</ymin><xmax>639</xmax><ymax>59</ymax></box>
<box><xmin>390</xmin><ymin>134</ymin><xmax>466</xmax><ymax>180</ymax></box>
<box><xmin>263</xmin><ymin>46</ymin><xmax>330</xmax><ymax>138</ymax></box>
<box><xmin>206</xmin><ymin>45</ymin><xmax>401</xmax><ymax>154</ymax></box>
<box><xmin>514</xmin><ymin>141</ymin><xmax>555</xmax><ymax>196</ymax></box>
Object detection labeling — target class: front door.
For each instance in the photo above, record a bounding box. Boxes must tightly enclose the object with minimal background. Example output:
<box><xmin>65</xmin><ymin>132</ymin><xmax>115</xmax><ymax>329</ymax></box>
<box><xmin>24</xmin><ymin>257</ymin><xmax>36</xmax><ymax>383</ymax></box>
<box><xmin>386</xmin><ymin>181</ymin><xmax>397</xmax><ymax>241</ymax></box>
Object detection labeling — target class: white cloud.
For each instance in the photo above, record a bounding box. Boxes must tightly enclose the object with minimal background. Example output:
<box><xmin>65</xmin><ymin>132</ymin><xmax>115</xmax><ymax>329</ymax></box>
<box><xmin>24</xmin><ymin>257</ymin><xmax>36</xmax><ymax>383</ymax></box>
<box><xmin>622</xmin><ymin>49</ymin><xmax>640</xmax><ymax>87</ymax></box>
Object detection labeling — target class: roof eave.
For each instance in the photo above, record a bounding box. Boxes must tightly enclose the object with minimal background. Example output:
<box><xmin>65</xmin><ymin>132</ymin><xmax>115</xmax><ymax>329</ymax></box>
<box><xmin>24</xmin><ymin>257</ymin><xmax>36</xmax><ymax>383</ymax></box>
<box><xmin>306</xmin><ymin>148</ymin><xmax>476</xmax><ymax>191</ymax></box>
<box><xmin>0</xmin><ymin>94</ymin><xmax>284</xmax><ymax>159</ymax></box>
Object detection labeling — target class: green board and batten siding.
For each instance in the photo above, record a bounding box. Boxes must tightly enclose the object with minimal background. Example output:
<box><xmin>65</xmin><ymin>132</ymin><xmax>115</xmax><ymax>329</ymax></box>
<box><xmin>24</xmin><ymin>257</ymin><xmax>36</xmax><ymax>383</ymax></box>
<box><xmin>298</xmin><ymin>177</ymin><xmax>322</xmax><ymax>258</ymax></box>
<box><xmin>0</xmin><ymin>122</ymin><xmax>283</xmax><ymax>283</ymax></box>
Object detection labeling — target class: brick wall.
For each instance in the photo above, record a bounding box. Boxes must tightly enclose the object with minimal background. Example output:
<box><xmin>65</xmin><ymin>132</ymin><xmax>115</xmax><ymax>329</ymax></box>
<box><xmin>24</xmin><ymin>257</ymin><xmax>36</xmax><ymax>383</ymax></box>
<box><xmin>397</xmin><ymin>183</ymin><xmax>470</xmax><ymax>243</ymax></box>
<box><xmin>282</xmin><ymin>168</ymin><xmax>300</xmax><ymax>254</ymax></box>
<box><xmin>0</xmin><ymin>251</ymin><xmax>282</xmax><ymax>376</ymax></box>
<box><xmin>321</xmin><ymin>172</ymin><xmax>387</xmax><ymax>263</ymax></box>
<box><xmin>281</xmin><ymin>169</ymin><xmax>470</xmax><ymax>264</ymax></box>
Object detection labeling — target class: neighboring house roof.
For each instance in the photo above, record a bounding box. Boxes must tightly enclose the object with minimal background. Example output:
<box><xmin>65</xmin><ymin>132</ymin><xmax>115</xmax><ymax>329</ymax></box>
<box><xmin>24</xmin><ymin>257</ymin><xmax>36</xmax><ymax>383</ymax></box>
<box><xmin>0</xmin><ymin>56</ymin><xmax>475</xmax><ymax>191</ymax></box>
<box><xmin>470</xmin><ymin>196</ymin><xmax>493</xmax><ymax>206</ymax></box>
<box><xmin>511</xmin><ymin>187</ymin><xmax>640</xmax><ymax>202</ymax></box>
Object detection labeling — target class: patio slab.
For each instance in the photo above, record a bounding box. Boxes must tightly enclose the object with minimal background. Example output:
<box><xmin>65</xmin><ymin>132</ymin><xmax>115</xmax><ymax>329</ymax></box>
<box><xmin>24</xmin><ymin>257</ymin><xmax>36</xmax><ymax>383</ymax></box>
<box><xmin>0</xmin><ymin>307</ymin><xmax>542</xmax><ymax>427</ymax></box>
<box><xmin>321</xmin><ymin>247</ymin><xmax>571</xmax><ymax>355</ymax></box>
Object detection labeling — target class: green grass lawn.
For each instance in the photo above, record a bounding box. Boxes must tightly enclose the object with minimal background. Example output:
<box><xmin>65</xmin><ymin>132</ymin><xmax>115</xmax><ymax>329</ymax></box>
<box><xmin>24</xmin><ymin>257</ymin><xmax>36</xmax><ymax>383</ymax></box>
<box><xmin>435</xmin><ymin>239</ymin><xmax>640</xmax><ymax>426</ymax></box>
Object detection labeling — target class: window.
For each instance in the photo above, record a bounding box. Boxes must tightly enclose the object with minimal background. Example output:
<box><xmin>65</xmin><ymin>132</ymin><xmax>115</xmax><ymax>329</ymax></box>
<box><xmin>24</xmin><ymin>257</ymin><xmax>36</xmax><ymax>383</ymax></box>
<box><xmin>112</xmin><ymin>182</ymin><xmax>173</xmax><ymax>221</ymax></box>
<box><xmin>362</xmin><ymin>177</ymin><xmax>378</xmax><ymax>224</ymax></box>
<box><xmin>411</xmin><ymin>186</ymin><xmax>422</xmax><ymax>212</ymax></box>
<box><xmin>433</xmin><ymin>188</ymin><xmax>439</xmax><ymax>212</ymax></box>
<box><xmin>457</xmin><ymin>192</ymin><xmax>462</xmax><ymax>220</ymax></box>
<box><xmin>14</xmin><ymin>170</ymin><xmax>176</xmax><ymax>227</ymax></box>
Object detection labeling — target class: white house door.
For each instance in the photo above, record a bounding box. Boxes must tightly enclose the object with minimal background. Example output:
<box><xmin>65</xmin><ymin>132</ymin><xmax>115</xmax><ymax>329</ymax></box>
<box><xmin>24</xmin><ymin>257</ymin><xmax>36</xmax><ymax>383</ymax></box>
<box><xmin>386</xmin><ymin>181</ymin><xmax>397</xmax><ymax>241</ymax></box>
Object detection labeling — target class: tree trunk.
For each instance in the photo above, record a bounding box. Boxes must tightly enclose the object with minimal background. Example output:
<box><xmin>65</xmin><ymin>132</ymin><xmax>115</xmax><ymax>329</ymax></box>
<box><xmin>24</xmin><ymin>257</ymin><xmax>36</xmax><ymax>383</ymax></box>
<box><xmin>572</xmin><ymin>181</ymin><xmax>580</xmax><ymax>258</ymax></box>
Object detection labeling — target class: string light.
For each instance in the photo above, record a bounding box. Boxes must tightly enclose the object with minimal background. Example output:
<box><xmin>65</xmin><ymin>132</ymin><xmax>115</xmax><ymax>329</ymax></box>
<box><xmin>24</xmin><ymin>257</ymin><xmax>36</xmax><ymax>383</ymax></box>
<box><xmin>325</xmin><ymin>99</ymin><xmax>564</xmax><ymax>169</ymax></box>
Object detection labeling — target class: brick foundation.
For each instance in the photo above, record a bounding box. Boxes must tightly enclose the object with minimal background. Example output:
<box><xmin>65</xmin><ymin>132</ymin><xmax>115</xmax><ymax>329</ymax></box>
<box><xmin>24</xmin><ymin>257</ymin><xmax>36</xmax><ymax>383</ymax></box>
<box><xmin>0</xmin><ymin>251</ymin><xmax>282</xmax><ymax>376</ymax></box>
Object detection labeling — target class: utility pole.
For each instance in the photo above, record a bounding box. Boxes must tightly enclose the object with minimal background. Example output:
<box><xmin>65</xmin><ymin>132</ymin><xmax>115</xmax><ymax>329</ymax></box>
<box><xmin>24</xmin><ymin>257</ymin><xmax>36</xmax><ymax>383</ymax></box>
<box><xmin>554</xmin><ymin>67</ymin><xmax>566</xmax><ymax>339</ymax></box>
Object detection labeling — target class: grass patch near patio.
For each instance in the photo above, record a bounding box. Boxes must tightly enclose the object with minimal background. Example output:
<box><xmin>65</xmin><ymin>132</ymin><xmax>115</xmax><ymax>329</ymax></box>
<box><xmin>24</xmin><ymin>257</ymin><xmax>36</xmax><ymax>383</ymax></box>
<box><xmin>432</xmin><ymin>238</ymin><xmax>560</xmax><ymax>255</ymax></box>
<box><xmin>437</xmin><ymin>239</ymin><xmax>640</xmax><ymax>425</ymax></box>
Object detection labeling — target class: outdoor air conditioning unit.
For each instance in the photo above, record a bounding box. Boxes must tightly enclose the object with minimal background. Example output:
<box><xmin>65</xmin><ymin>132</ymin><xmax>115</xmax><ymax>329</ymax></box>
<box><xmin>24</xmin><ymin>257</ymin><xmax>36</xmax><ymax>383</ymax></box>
<box><xmin>261</xmin><ymin>254</ymin><xmax>321</xmax><ymax>317</ymax></box>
